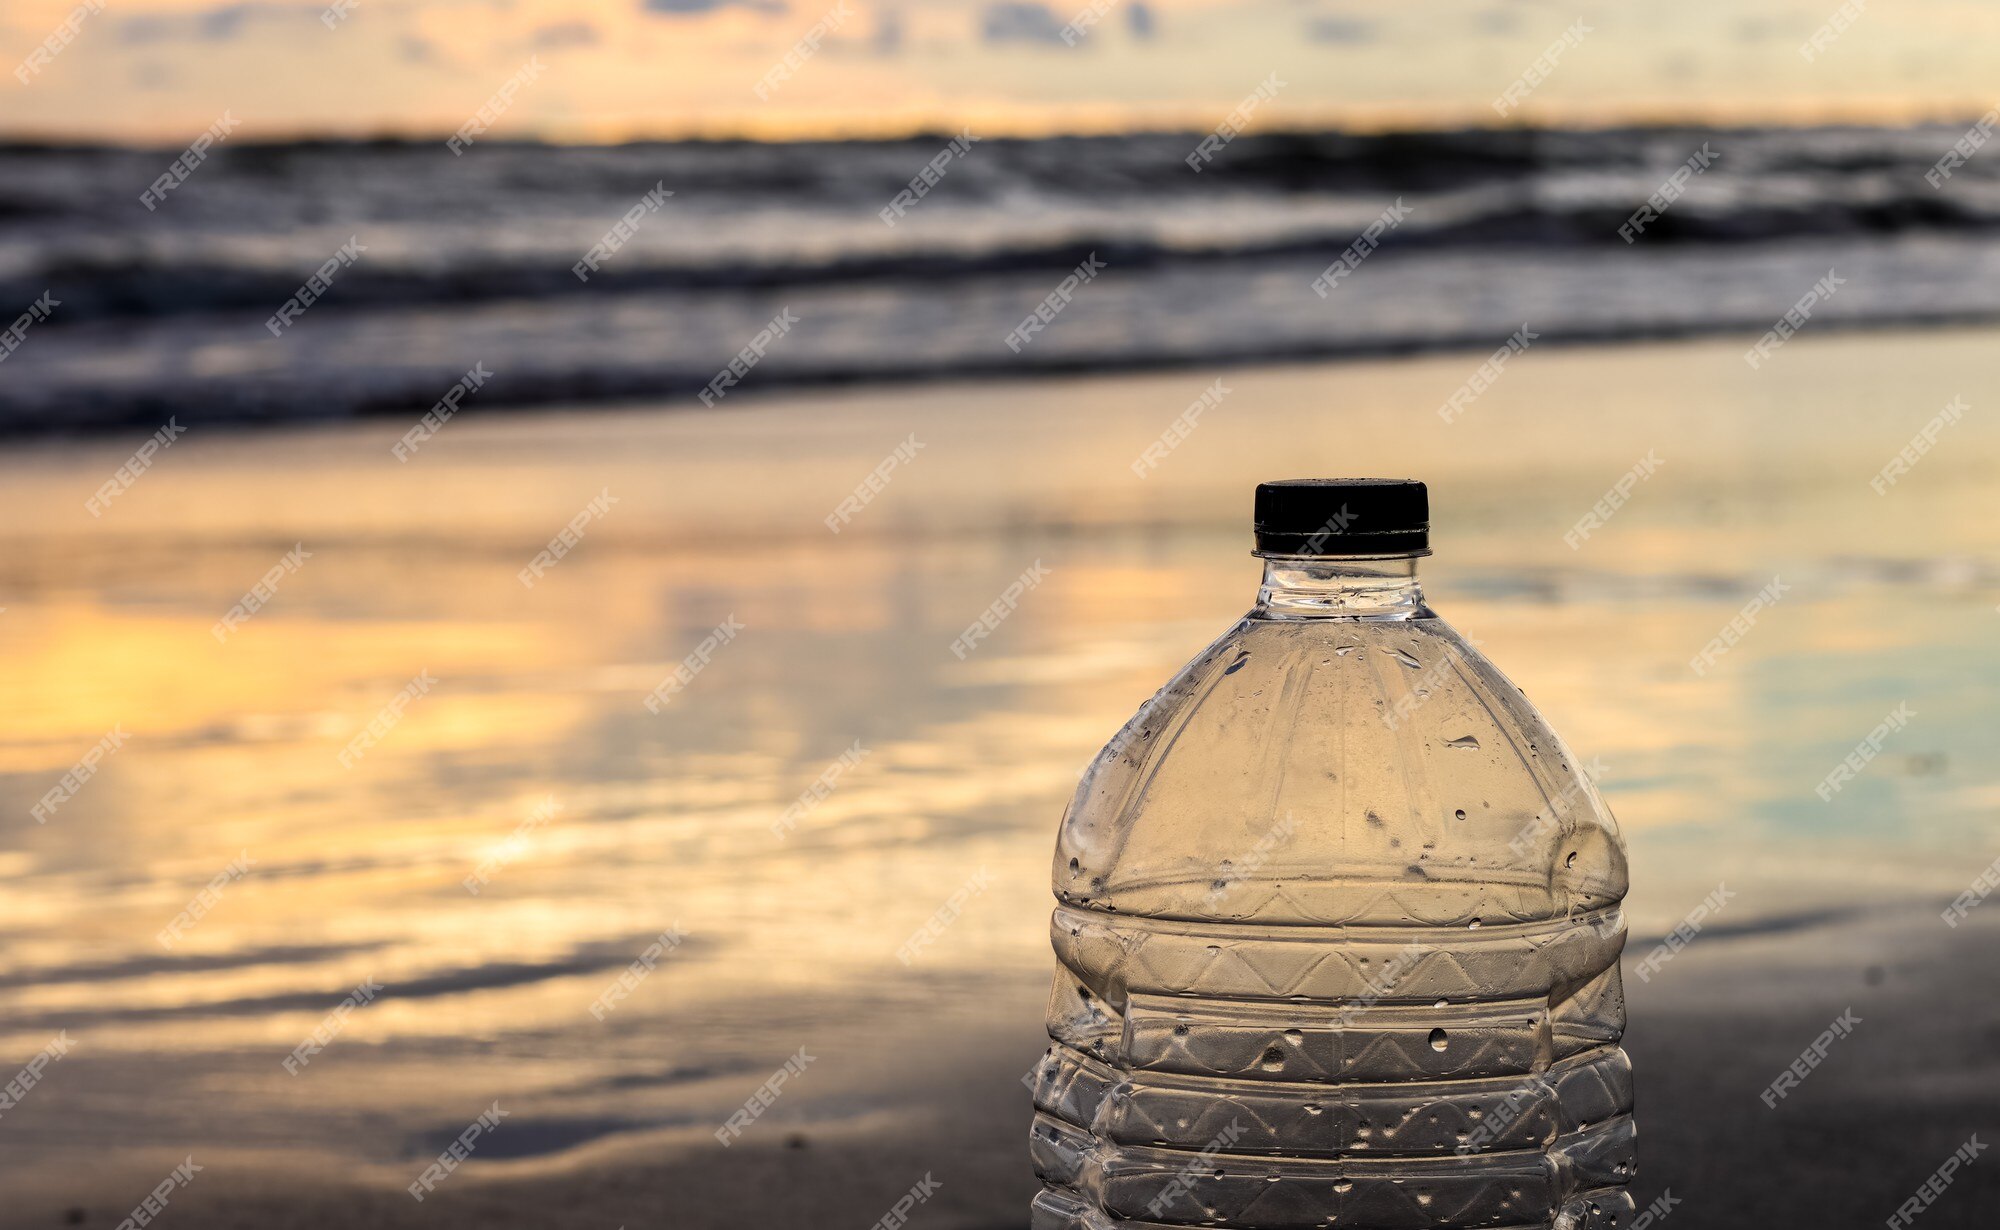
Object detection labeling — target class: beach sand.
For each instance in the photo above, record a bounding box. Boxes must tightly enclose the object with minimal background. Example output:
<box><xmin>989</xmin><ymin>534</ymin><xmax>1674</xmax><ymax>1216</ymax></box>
<box><xmin>13</xmin><ymin>903</ymin><xmax>1999</xmax><ymax>1228</ymax></box>
<box><xmin>1</xmin><ymin>326</ymin><xmax>1996</xmax><ymax>1228</ymax></box>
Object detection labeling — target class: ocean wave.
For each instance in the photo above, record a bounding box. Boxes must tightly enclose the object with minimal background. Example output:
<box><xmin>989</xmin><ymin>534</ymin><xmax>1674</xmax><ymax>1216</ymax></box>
<box><xmin>4</xmin><ymin>123</ymin><xmax>1999</xmax><ymax>430</ymax></box>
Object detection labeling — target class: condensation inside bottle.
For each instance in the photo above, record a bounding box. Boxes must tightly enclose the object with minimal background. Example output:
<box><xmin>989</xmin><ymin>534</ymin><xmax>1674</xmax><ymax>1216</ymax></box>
<box><xmin>1028</xmin><ymin>549</ymin><xmax>1633</xmax><ymax>1230</ymax></box>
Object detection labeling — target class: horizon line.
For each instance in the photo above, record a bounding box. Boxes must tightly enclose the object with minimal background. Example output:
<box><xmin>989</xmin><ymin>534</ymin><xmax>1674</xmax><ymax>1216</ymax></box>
<box><xmin>3</xmin><ymin>96</ymin><xmax>1994</xmax><ymax>150</ymax></box>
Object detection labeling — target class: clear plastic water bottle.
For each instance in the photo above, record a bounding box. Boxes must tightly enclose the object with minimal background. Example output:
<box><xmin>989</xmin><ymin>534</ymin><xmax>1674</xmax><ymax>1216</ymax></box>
<box><xmin>1029</xmin><ymin>479</ymin><xmax>1632</xmax><ymax>1230</ymax></box>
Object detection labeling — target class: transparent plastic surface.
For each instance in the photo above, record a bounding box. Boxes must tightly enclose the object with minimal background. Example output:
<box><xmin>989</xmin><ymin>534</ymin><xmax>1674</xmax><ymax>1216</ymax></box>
<box><xmin>1029</xmin><ymin>556</ymin><xmax>1632</xmax><ymax>1230</ymax></box>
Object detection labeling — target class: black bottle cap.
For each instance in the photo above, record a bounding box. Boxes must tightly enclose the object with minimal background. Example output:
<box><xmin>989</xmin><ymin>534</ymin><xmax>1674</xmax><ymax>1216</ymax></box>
<box><xmin>1253</xmin><ymin>478</ymin><xmax>1429</xmax><ymax>557</ymax></box>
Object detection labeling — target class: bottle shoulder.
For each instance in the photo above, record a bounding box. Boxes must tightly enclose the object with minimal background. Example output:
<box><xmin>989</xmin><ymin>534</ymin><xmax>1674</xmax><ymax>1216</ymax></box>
<box><xmin>1058</xmin><ymin>610</ymin><xmax>1625</xmax><ymax>927</ymax></box>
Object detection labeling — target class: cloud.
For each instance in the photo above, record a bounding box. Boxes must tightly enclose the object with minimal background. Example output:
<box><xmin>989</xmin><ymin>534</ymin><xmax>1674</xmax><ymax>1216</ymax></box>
<box><xmin>873</xmin><ymin>8</ymin><xmax>904</xmax><ymax>55</ymax></box>
<box><xmin>1305</xmin><ymin>15</ymin><xmax>1375</xmax><ymax>45</ymax></box>
<box><xmin>1126</xmin><ymin>0</ymin><xmax>1155</xmax><ymax>41</ymax></box>
<box><xmin>118</xmin><ymin>2</ymin><xmax>318</xmax><ymax>45</ymax></box>
<box><xmin>642</xmin><ymin>0</ymin><xmax>786</xmax><ymax>15</ymax></box>
<box><xmin>533</xmin><ymin>20</ymin><xmax>601</xmax><ymax>49</ymax></box>
<box><xmin>981</xmin><ymin>1</ymin><xmax>1067</xmax><ymax>44</ymax></box>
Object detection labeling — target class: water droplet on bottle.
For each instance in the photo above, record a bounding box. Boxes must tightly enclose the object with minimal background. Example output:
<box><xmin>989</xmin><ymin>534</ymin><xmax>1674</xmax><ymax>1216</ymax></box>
<box><xmin>1283</xmin><ymin>1028</ymin><xmax>1303</xmax><ymax>1045</ymax></box>
<box><xmin>1428</xmin><ymin>1027</ymin><xmax>1448</xmax><ymax>1051</ymax></box>
<box><xmin>1444</xmin><ymin>735</ymin><xmax>1480</xmax><ymax>749</ymax></box>
<box><xmin>1068</xmin><ymin>858</ymin><xmax>1080</xmax><ymax>874</ymax></box>
<box><xmin>1434</xmin><ymin>998</ymin><xmax>1448</xmax><ymax>1009</ymax></box>
<box><xmin>1224</xmin><ymin>653</ymin><xmax>1250</xmax><ymax>675</ymax></box>
<box><xmin>1453</xmin><ymin>808</ymin><xmax>1467</xmax><ymax>820</ymax></box>
<box><xmin>1259</xmin><ymin>1046</ymin><xmax>1285</xmax><ymax>1070</ymax></box>
<box><xmin>1393</xmin><ymin>648</ymin><xmax>1421</xmax><ymax>669</ymax></box>
<box><xmin>1265</xmin><ymin>1174</ymin><xmax>1280</xmax><ymax>1183</ymax></box>
<box><xmin>1173</xmin><ymin>1022</ymin><xmax>1189</xmax><ymax>1037</ymax></box>
<box><xmin>1303</xmin><ymin>1103</ymin><xmax>1323</xmax><ymax>1116</ymax></box>
<box><xmin>1566</xmin><ymin>850</ymin><xmax>1578</xmax><ymax>868</ymax></box>
<box><xmin>1332</xmin><ymin>1179</ymin><xmax>1354</xmax><ymax>1193</ymax></box>
<box><xmin>1467</xmin><ymin>918</ymin><xmax>1482</xmax><ymax>929</ymax></box>
<box><xmin>1334</xmin><ymin>645</ymin><xmax>1358</xmax><ymax>657</ymax></box>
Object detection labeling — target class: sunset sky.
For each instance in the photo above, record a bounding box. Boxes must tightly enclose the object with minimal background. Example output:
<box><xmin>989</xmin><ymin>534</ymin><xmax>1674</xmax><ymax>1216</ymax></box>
<box><xmin>5</xmin><ymin>0</ymin><xmax>1999</xmax><ymax>143</ymax></box>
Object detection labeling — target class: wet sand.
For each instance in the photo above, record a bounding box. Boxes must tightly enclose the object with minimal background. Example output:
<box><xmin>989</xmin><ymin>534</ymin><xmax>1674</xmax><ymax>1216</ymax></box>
<box><xmin>0</xmin><ymin>325</ymin><xmax>1996</xmax><ymax>1228</ymax></box>
<box><xmin>14</xmin><ymin>903</ymin><xmax>1999</xmax><ymax>1228</ymax></box>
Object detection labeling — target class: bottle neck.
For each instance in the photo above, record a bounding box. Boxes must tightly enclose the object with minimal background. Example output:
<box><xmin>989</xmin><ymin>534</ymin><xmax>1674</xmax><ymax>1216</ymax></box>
<box><xmin>1252</xmin><ymin>554</ymin><xmax>1429</xmax><ymax>620</ymax></box>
